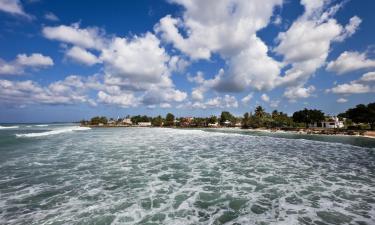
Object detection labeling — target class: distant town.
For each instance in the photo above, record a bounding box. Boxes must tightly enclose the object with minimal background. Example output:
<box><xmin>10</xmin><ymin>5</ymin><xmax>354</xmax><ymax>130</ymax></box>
<box><xmin>80</xmin><ymin>102</ymin><xmax>375</xmax><ymax>137</ymax></box>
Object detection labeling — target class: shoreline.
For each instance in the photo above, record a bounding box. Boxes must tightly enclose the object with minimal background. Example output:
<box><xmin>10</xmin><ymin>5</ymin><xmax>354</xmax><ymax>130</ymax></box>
<box><xmin>80</xmin><ymin>124</ymin><xmax>375</xmax><ymax>139</ymax></box>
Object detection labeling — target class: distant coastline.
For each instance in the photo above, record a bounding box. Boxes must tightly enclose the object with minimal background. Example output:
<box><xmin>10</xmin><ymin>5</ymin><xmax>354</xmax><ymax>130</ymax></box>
<box><xmin>80</xmin><ymin>124</ymin><xmax>375</xmax><ymax>139</ymax></box>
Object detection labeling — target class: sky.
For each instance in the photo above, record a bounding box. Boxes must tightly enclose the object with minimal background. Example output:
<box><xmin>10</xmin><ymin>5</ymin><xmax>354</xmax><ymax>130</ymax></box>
<box><xmin>0</xmin><ymin>0</ymin><xmax>374</xmax><ymax>122</ymax></box>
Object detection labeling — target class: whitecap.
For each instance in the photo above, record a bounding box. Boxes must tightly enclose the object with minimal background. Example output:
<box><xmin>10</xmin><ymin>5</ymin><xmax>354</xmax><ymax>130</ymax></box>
<box><xmin>0</xmin><ymin>125</ymin><xmax>19</xmax><ymax>129</ymax></box>
<box><xmin>35</xmin><ymin>124</ymin><xmax>49</xmax><ymax>127</ymax></box>
<box><xmin>15</xmin><ymin>126</ymin><xmax>91</xmax><ymax>138</ymax></box>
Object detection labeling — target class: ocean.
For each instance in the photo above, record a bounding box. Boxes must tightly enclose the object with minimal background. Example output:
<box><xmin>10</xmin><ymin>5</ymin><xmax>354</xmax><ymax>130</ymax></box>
<box><xmin>0</xmin><ymin>124</ymin><xmax>374</xmax><ymax>225</ymax></box>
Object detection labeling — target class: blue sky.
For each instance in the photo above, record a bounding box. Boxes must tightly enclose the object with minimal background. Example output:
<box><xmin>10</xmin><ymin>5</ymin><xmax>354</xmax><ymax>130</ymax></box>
<box><xmin>0</xmin><ymin>0</ymin><xmax>374</xmax><ymax>122</ymax></box>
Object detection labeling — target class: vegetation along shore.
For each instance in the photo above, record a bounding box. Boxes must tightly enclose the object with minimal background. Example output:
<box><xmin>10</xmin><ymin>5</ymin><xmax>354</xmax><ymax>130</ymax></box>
<box><xmin>80</xmin><ymin>102</ymin><xmax>375</xmax><ymax>138</ymax></box>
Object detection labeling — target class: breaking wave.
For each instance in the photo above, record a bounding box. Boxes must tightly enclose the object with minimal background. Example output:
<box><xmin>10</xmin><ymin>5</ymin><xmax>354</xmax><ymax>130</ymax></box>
<box><xmin>0</xmin><ymin>125</ymin><xmax>19</xmax><ymax>129</ymax></box>
<box><xmin>15</xmin><ymin>126</ymin><xmax>91</xmax><ymax>137</ymax></box>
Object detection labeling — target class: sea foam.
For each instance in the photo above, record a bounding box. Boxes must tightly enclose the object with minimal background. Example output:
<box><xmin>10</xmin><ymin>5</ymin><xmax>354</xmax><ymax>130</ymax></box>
<box><xmin>15</xmin><ymin>126</ymin><xmax>91</xmax><ymax>137</ymax></box>
<box><xmin>0</xmin><ymin>125</ymin><xmax>19</xmax><ymax>129</ymax></box>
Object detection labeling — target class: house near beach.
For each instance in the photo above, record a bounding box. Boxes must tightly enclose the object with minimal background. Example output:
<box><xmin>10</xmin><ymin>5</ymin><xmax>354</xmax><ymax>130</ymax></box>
<box><xmin>137</xmin><ymin>122</ymin><xmax>152</xmax><ymax>127</ymax></box>
<box><xmin>309</xmin><ymin>116</ymin><xmax>345</xmax><ymax>129</ymax></box>
<box><xmin>122</xmin><ymin>118</ymin><xmax>132</xmax><ymax>125</ymax></box>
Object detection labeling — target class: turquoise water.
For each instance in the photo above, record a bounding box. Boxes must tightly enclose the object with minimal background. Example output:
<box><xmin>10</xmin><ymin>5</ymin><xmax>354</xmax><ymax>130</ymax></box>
<box><xmin>0</xmin><ymin>124</ymin><xmax>375</xmax><ymax>224</ymax></box>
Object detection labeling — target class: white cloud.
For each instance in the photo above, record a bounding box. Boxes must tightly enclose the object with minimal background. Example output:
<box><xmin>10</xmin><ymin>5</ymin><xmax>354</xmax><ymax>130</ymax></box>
<box><xmin>100</xmin><ymin>32</ymin><xmax>172</xmax><ymax>90</ymax></box>
<box><xmin>0</xmin><ymin>53</ymin><xmax>53</xmax><ymax>75</ymax></box>
<box><xmin>188</xmin><ymin>70</ymin><xmax>224</xmax><ymax>100</ymax></box>
<box><xmin>42</xmin><ymin>23</ymin><xmax>190</xmax><ymax>108</ymax></box>
<box><xmin>16</xmin><ymin>53</ymin><xmax>53</xmax><ymax>67</ymax></box>
<box><xmin>66</xmin><ymin>46</ymin><xmax>101</xmax><ymax>66</ymax></box>
<box><xmin>0</xmin><ymin>0</ymin><xmax>30</xmax><ymax>18</ymax></box>
<box><xmin>180</xmin><ymin>94</ymin><xmax>238</xmax><ymax>109</ymax></box>
<box><xmin>168</xmin><ymin>55</ymin><xmax>189</xmax><ymax>73</ymax></box>
<box><xmin>326</xmin><ymin>51</ymin><xmax>375</xmax><ymax>74</ymax></box>
<box><xmin>329</xmin><ymin>83</ymin><xmax>372</xmax><ymax>94</ymax></box>
<box><xmin>283</xmin><ymin>85</ymin><xmax>315</xmax><ymax>101</ymax></box>
<box><xmin>155</xmin><ymin>0</ymin><xmax>282</xmax><ymax>59</ymax></box>
<box><xmin>141</xmin><ymin>87</ymin><xmax>187</xmax><ymax>105</ymax></box>
<box><xmin>336</xmin><ymin>16</ymin><xmax>362</xmax><ymax>41</ymax></box>
<box><xmin>44</xmin><ymin>12</ymin><xmax>59</xmax><ymax>21</ymax></box>
<box><xmin>261</xmin><ymin>93</ymin><xmax>270</xmax><ymax>102</ymax></box>
<box><xmin>0</xmin><ymin>76</ymin><xmax>95</xmax><ymax>106</ymax></box>
<box><xmin>155</xmin><ymin>0</ymin><xmax>360</xmax><ymax>96</ymax></box>
<box><xmin>337</xmin><ymin>98</ymin><xmax>347</xmax><ymax>103</ymax></box>
<box><xmin>97</xmin><ymin>91</ymin><xmax>138</xmax><ymax>108</ymax></box>
<box><xmin>43</xmin><ymin>23</ymin><xmax>105</xmax><ymax>50</ymax></box>
<box><xmin>160</xmin><ymin>103</ymin><xmax>172</xmax><ymax>108</ymax></box>
<box><xmin>360</xmin><ymin>71</ymin><xmax>375</xmax><ymax>82</ymax></box>
<box><xmin>241</xmin><ymin>93</ymin><xmax>253</xmax><ymax>105</ymax></box>
<box><xmin>274</xmin><ymin>1</ymin><xmax>357</xmax><ymax>87</ymax></box>
<box><xmin>214</xmin><ymin>35</ymin><xmax>282</xmax><ymax>91</ymax></box>
<box><xmin>191</xmin><ymin>88</ymin><xmax>204</xmax><ymax>101</ymax></box>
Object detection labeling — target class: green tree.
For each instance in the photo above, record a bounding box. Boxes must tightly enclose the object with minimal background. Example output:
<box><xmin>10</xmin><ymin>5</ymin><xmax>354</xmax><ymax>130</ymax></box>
<box><xmin>292</xmin><ymin>108</ymin><xmax>324</xmax><ymax>128</ymax></box>
<box><xmin>152</xmin><ymin>115</ymin><xmax>164</xmax><ymax>127</ymax></box>
<box><xmin>242</xmin><ymin>112</ymin><xmax>250</xmax><ymax>129</ymax></box>
<box><xmin>220</xmin><ymin>111</ymin><xmax>234</xmax><ymax>125</ymax></box>
<box><xmin>165</xmin><ymin>113</ymin><xmax>175</xmax><ymax>126</ymax></box>
<box><xmin>208</xmin><ymin>115</ymin><xmax>217</xmax><ymax>124</ymax></box>
<box><xmin>254</xmin><ymin>106</ymin><xmax>266</xmax><ymax>118</ymax></box>
<box><xmin>344</xmin><ymin>103</ymin><xmax>375</xmax><ymax>130</ymax></box>
<box><xmin>90</xmin><ymin>116</ymin><xmax>108</xmax><ymax>125</ymax></box>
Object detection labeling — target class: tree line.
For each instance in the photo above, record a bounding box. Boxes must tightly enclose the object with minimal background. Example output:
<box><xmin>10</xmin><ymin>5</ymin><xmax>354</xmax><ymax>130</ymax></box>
<box><xmin>81</xmin><ymin>102</ymin><xmax>375</xmax><ymax>130</ymax></box>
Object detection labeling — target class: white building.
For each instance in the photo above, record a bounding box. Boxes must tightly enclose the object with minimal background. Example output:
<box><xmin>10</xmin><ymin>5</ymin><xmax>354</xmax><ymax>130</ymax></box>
<box><xmin>309</xmin><ymin>116</ymin><xmax>345</xmax><ymax>129</ymax></box>
<box><xmin>122</xmin><ymin>118</ymin><xmax>132</xmax><ymax>125</ymax></box>
<box><xmin>208</xmin><ymin>122</ymin><xmax>219</xmax><ymax>127</ymax></box>
<box><xmin>137</xmin><ymin>122</ymin><xmax>152</xmax><ymax>127</ymax></box>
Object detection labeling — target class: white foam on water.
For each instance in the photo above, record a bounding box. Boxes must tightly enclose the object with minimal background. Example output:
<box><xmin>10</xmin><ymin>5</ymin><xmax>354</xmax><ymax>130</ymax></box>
<box><xmin>15</xmin><ymin>126</ymin><xmax>91</xmax><ymax>137</ymax></box>
<box><xmin>0</xmin><ymin>125</ymin><xmax>19</xmax><ymax>129</ymax></box>
<box><xmin>35</xmin><ymin>124</ymin><xmax>49</xmax><ymax>127</ymax></box>
<box><xmin>1</xmin><ymin>128</ymin><xmax>374</xmax><ymax>224</ymax></box>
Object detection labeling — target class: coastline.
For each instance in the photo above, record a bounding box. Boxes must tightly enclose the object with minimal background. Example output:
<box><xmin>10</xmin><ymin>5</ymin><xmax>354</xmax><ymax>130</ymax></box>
<box><xmin>80</xmin><ymin>124</ymin><xmax>375</xmax><ymax>139</ymax></box>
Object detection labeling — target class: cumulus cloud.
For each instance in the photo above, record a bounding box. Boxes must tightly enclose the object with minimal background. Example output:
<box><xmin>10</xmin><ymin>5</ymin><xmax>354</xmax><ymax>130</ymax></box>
<box><xmin>141</xmin><ymin>88</ymin><xmax>187</xmax><ymax>105</ymax></box>
<box><xmin>155</xmin><ymin>0</ymin><xmax>282</xmax><ymax>60</ymax></box>
<box><xmin>360</xmin><ymin>71</ymin><xmax>375</xmax><ymax>82</ymax></box>
<box><xmin>43</xmin><ymin>23</ymin><xmax>105</xmax><ymax>50</ymax></box>
<box><xmin>155</xmin><ymin>0</ymin><xmax>360</xmax><ymax>97</ymax></box>
<box><xmin>0</xmin><ymin>53</ymin><xmax>53</xmax><ymax>75</ymax></box>
<box><xmin>329</xmin><ymin>83</ymin><xmax>372</xmax><ymax>94</ymax></box>
<box><xmin>241</xmin><ymin>93</ymin><xmax>253</xmax><ymax>105</ymax></box>
<box><xmin>16</xmin><ymin>53</ymin><xmax>54</xmax><ymax>67</ymax></box>
<box><xmin>0</xmin><ymin>0</ymin><xmax>31</xmax><ymax>18</ymax></box>
<box><xmin>0</xmin><ymin>76</ymin><xmax>96</xmax><ymax>107</ymax></box>
<box><xmin>100</xmin><ymin>32</ymin><xmax>172</xmax><ymax>90</ymax></box>
<box><xmin>327</xmin><ymin>70</ymin><xmax>375</xmax><ymax>95</ymax></box>
<box><xmin>326</xmin><ymin>51</ymin><xmax>375</xmax><ymax>74</ymax></box>
<box><xmin>275</xmin><ymin>1</ymin><xmax>359</xmax><ymax>87</ymax></box>
<box><xmin>179</xmin><ymin>94</ymin><xmax>238</xmax><ymax>109</ymax></box>
<box><xmin>97</xmin><ymin>91</ymin><xmax>138</xmax><ymax>108</ymax></box>
<box><xmin>337</xmin><ymin>98</ymin><xmax>347</xmax><ymax>103</ymax></box>
<box><xmin>283</xmin><ymin>85</ymin><xmax>315</xmax><ymax>102</ymax></box>
<box><xmin>42</xmin><ymin>23</ymin><xmax>190</xmax><ymax>108</ymax></box>
<box><xmin>66</xmin><ymin>46</ymin><xmax>101</xmax><ymax>66</ymax></box>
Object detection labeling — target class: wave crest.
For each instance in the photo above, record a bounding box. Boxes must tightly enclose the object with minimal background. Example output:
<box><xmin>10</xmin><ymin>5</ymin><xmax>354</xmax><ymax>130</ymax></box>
<box><xmin>0</xmin><ymin>125</ymin><xmax>19</xmax><ymax>129</ymax></box>
<box><xmin>16</xmin><ymin>126</ymin><xmax>91</xmax><ymax>137</ymax></box>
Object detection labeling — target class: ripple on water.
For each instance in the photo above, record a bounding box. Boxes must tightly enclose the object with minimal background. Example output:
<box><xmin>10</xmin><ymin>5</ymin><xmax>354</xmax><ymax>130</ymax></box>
<box><xmin>0</xmin><ymin>127</ymin><xmax>374</xmax><ymax>225</ymax></box>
